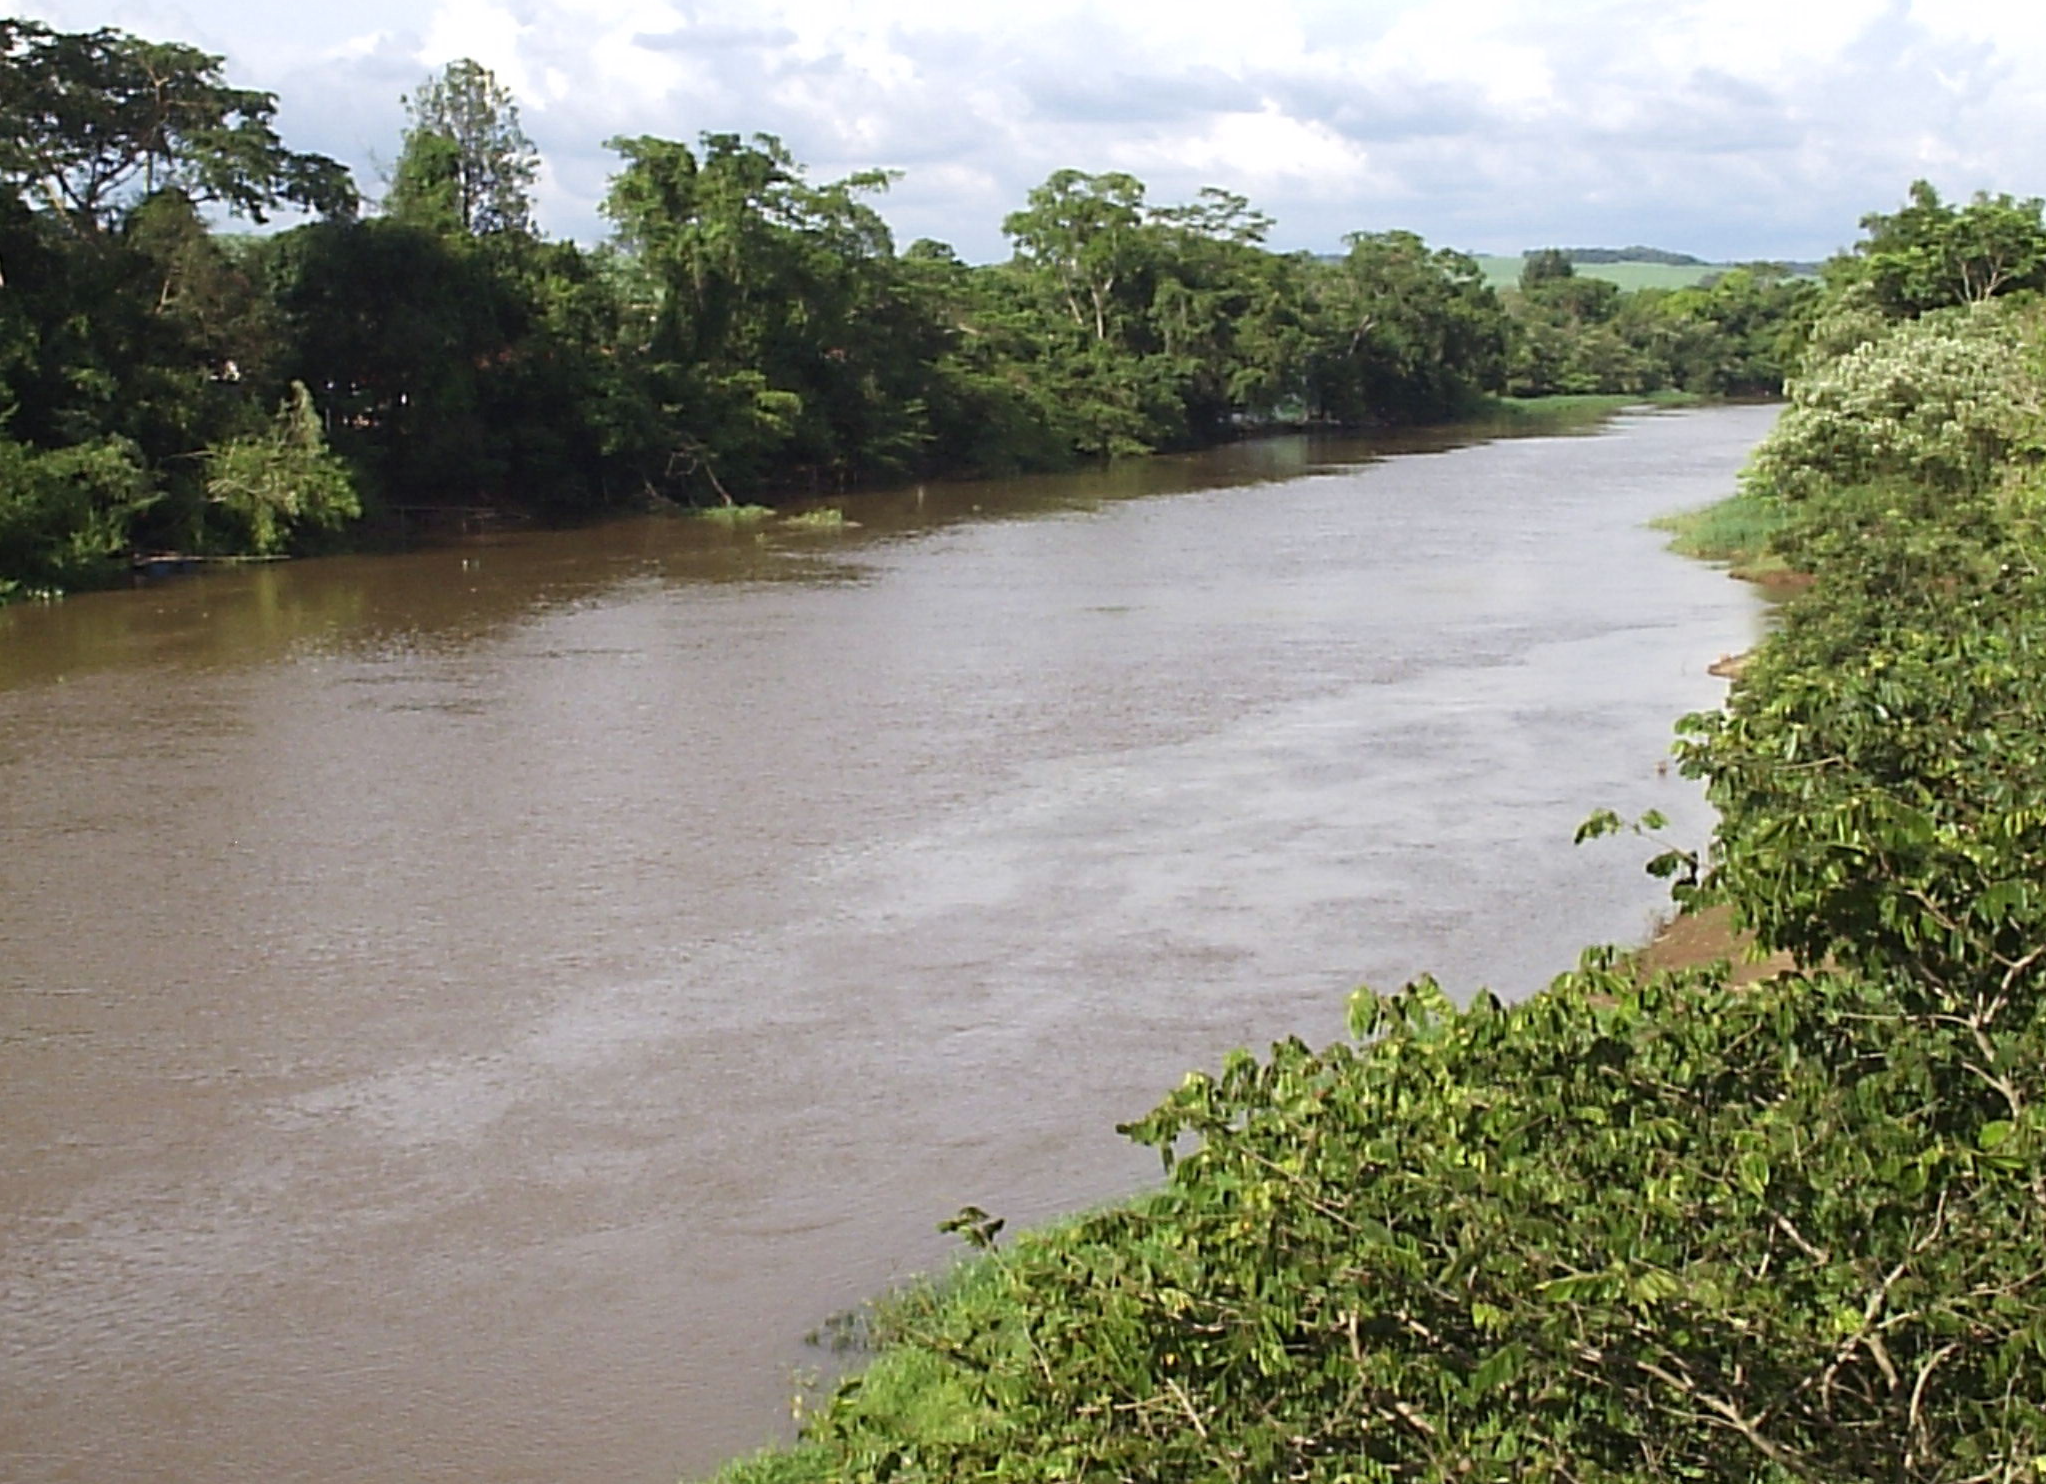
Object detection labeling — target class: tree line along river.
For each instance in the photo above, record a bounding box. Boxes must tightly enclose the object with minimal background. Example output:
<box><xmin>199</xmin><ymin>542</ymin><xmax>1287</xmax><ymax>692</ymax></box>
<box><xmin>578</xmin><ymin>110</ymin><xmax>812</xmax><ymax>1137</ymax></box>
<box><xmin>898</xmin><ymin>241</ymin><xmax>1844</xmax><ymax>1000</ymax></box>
<box><xmin>0</xmin><ymin>404</ymin><xmax>1775</xmax><ymax>1483</ymax></box>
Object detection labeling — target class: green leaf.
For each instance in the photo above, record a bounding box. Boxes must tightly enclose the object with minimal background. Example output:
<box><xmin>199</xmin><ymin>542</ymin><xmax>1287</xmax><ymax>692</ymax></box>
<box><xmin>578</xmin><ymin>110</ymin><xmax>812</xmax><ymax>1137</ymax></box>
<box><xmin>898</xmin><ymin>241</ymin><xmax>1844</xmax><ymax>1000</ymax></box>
<box><xmin>1468</xmin><ymin>1343</ymin><xmax>1525</xmax><ymax>1397</ymax></box>
<box><xmin>1573</xmin><ymin>808</ymin><xmax>1624</xmax><ymax>845</ymax></box>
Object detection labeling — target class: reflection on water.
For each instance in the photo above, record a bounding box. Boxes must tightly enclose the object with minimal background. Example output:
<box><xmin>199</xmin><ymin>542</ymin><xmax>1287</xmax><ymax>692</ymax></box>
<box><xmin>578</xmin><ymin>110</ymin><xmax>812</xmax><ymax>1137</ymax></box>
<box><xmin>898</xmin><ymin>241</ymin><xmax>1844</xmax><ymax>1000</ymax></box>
<box><xmin>0</xmin><ymin>408</ymin><xmax>1776</xmax><ymax>1483</ymax></box>
<box><xmin>0</xmin><ymin>429</ymin><xmax>1476</xmax><ymax>691</ymax></box>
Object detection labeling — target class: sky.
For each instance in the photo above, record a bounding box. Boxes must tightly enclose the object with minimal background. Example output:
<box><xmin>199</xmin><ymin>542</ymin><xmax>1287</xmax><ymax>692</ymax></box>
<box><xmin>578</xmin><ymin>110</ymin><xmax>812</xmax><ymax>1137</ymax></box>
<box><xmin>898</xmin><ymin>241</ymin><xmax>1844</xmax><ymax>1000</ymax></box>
<box><xmin>18</xmin><ymin>0</ymin><xmax>2046</xmax><ymax>262</ymax></box>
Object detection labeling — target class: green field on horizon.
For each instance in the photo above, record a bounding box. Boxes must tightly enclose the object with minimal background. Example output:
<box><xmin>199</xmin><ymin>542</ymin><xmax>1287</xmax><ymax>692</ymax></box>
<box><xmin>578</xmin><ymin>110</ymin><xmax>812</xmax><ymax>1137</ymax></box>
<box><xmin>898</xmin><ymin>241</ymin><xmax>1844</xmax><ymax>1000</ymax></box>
<box><xmin>1469</xmin><ymin>254</ymin><xmax>1728</xmax><ymax>291</ymax></box>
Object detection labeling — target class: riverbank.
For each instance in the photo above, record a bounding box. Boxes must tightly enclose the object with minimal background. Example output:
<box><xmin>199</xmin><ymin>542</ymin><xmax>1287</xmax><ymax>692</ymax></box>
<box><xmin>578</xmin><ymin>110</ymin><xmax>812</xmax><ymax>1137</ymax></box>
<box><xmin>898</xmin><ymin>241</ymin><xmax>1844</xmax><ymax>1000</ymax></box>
<box><xmin>685</xmin><ymin>392</ymin><xmax>1710</xmax><ymax>526</ymax></box>
<box><xmin>1631</xmin><ymin>902</ymin><xmax>1791</xmax><ymax>984</ymax></box>
<box><xmin>1630</xmin><ymin>482</ymin><xmax>1805</xmax><ymax>983</ymax></box>
<box><xmin>691</xmin><ymin>401</ymin><xmax>1771</xmax><ymax>1484</ymax></box>
<box><xmin>1475</xmin><ymin>388</ymin><xmax>1705</xmax><ymax>426</ymax></box>
<box><xmin>1648</xmin><ymin>486</ymin><xmax>1792</xmax><ymax>579</ymax></box>
<box><xmin>698</xmin><ymin>922</ymin><xmax>1800</xmax><ymax>1483</ymax></box>
<box><xmin>2</xmin><ymin>395</ymin><xmax>1705</xmax><ymax>609</ymax></box>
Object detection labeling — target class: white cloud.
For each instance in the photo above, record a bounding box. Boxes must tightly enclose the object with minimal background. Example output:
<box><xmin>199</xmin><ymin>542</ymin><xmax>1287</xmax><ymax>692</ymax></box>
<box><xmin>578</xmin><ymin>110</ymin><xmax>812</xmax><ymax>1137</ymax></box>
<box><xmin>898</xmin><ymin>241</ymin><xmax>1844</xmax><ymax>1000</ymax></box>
<box><xmin>15</xmin><ymin>0</ymin><xmax>2046</xmax><ymax>260</ymax></box>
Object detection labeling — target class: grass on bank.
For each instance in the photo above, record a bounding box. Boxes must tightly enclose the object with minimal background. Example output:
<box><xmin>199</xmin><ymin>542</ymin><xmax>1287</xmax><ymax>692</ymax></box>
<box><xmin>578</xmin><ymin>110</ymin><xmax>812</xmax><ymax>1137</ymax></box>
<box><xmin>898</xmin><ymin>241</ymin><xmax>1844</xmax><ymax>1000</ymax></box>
<box><xmin>781</xmin><ymin>508</ymin><xmax>850</xmax><ymax>531</ymax></box>
<box><xmin>1651</xmin><ymin>488</ymin><xmax>1793</xmax><ymax>577</ymax></box>
<box><xmin>694</xmin><ymin>504</ymin><xmax>777</xmax><ymax>525</ymax></box>
<box><xmin>706</xmin><ymin>1184</ymin><xmax>1210</xmax><ymax>1484</ymax></box>
<box><xmin>1473</xmin><ymin>389</ymin><xmax>1705</xmax><ymax>432</ymax></box>
<box><xmin>705</xmin><ymin>1236</ymin><xmax>1040</xmax><ymax>1484</ymax></box>
<box><xmin>711</xmin><ymin>1341</ymin><xmax>983</xmax><ymax>1484</ymax></box>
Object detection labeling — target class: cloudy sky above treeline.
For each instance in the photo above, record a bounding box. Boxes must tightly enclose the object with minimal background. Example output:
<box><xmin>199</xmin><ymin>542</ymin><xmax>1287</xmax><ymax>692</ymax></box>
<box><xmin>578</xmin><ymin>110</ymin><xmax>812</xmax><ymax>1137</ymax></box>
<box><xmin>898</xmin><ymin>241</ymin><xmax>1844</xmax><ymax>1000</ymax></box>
<box><xmin>19</xmin><ymin>0</ymin><xmax>2045</xmax><ymax>262</ymax></box>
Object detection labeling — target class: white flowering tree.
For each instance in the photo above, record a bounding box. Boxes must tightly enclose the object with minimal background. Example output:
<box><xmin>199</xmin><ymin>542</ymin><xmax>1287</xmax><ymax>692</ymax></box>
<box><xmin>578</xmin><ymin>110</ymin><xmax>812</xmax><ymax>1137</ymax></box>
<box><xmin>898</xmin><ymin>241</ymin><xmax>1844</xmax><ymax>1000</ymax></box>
<box><xmin>1745</xmin><ymin>306</ymin><xmax>2041</xmax><ymax>502</ymax></box>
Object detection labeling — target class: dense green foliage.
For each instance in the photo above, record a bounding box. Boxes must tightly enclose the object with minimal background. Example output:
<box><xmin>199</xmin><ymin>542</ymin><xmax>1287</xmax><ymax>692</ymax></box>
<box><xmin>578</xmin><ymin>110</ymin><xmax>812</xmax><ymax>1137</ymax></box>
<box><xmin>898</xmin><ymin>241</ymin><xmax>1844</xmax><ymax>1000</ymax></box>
<box><xmin>705</xmin><ymin>184</ymin><xmax>2046</xmax><ymax>1483</ymax></box>
<box><xmin>0</xmin><ymin>22</ymin><xmax>1817</xmax><ymax>600</ymax></box>
<box><xmin>1671</xmin><ymin>181</ymin><xmax>2046</xmax><ymax>573</ymax></box>
<box><xmin>1505</xmin><ymin>255</ymin><xmax>1815</xmax><ymax>398</ymax></box>
<box><xmin>757</xmin><ymin>963</ymin><xmax>2045</xmax><ymax>1482</ymax></box>
<box><xmin>0</xmin><ymin>434</ymin><xmax>150</xmax><ymax>597</ymax></box>
<box><xmin>203</xmin><ymin>381</ymin><xmax>359</xmax><ymax>553</ymax></box>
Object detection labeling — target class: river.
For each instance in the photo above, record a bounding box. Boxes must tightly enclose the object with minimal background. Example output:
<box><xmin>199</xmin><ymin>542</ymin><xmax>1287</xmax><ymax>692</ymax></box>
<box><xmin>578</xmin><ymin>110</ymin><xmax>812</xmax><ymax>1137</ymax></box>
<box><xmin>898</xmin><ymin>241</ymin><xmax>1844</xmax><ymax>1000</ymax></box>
<box><xmin>0</xmin><ymin>404</ymin><xmax>1776</xmax><ymax>1482</ymax></box>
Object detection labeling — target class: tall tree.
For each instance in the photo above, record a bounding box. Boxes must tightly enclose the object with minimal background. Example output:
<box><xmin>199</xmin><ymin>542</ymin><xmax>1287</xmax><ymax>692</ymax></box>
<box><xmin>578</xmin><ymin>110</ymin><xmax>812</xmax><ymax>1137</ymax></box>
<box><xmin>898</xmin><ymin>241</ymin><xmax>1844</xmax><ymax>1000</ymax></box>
<box><xmin>603</xmin><ymin>131</ymin><xmax>927</xmax><ymax>492</ymax></box>
<box><xmin>1144</xmin><ymin>194</ymin><xmax>1310</xmax><ymax>437</ymax></box>
<box><xmin>1518</xmin><ymin>247</ymin><xmax>1574</xmax><ymax>291</ymax></box>
<box><xmin>1847</xmin><ymin>179</ymin><xmax>2046</xmax><ymax>316</ymax></box>
<box><xmin>0</xmin><ymin>19</ymin><xmax>355</xmax><ymax>236</ymax></box>
<box><xmin>1003</xmin><ymin>170</ymin><xmax>1150</xmax><ymax>344</ymax></box>
<box><xmin>388</xmin><ymin>59</ymin><xmax>539</xmax><ymax>237</ymax></box>
<box><xmin>1315</xmin><ymin>231</ymin><xmax>1508</xmax><ymax>421</ymax></box>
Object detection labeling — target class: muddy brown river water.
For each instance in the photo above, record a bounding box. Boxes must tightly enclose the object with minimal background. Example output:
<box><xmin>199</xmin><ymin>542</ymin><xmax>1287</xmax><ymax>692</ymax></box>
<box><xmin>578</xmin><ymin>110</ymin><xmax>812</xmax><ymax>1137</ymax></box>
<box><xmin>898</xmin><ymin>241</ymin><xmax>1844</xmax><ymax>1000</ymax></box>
<box><xmin>0</xmin><ymin>404</ymin><xmax>1777</xmax><ymax>1482</ymax></box>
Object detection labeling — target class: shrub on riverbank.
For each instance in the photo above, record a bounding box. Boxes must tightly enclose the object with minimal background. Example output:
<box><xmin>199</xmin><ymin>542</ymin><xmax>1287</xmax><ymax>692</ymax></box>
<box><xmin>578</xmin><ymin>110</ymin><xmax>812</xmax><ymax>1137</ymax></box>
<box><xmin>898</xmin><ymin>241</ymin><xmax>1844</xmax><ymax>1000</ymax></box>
<box><xmin>1744</xmin><ymin>305</ymin><xmax>2037</xmax><ymax>503</ymax></box>
<box><xmin>0</xmin><ymin>436</ymin><xmax>155</xmax><ymax>599</ymax></box>
<box><xmin>1656</xmin><ymin>276</ymin><xmax>2045</xmax><ymax>578</ymax></box>
<box><xmin>711</xmin><ymin>958</ymin><xmax>2046</xmax><ymax>1480</ymax></box>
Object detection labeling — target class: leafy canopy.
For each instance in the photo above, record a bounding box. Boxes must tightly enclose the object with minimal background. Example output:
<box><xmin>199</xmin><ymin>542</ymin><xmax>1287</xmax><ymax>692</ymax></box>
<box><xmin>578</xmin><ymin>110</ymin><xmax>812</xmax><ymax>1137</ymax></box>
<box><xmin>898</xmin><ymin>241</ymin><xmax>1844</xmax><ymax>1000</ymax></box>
<box><xmin>0</xmin><ymin>19</ymin><xmax>355</xmax><ymax>232</ymax></box>
<box><xmin>1849</xmin><ymin>179</ymin><xmax>2046</xmax><ymax>317</ymax></box>
<box><xmin>387</xmin><ymin>59</ymin><xmax>539</xmax><ymax>237</ymax></box>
